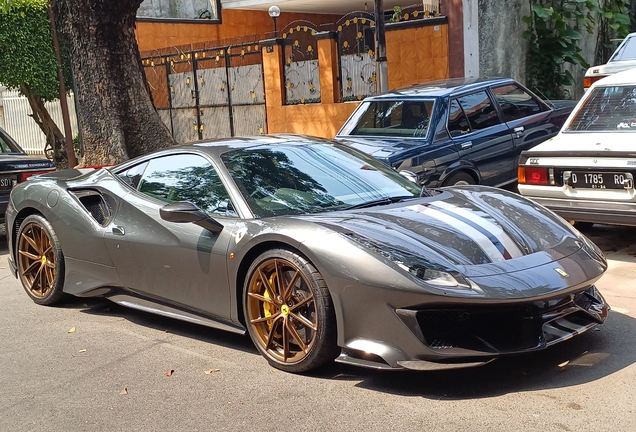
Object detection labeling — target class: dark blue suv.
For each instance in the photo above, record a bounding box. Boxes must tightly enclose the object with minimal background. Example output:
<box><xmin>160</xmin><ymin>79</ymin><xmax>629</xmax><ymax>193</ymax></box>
<box><xmin>335</xmin><ymin>77</ymin><xmax>576</xmax><ymax>187</ymax></box>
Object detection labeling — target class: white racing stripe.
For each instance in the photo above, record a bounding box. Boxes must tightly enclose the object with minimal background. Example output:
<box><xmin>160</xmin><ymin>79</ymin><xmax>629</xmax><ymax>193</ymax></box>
<box><xmin>431</xmin><ymin>201</ymin><xmax>524</xmax><ymax>259</ymax></box>
<box><xmin>407</xmin><ymin>204</ymin><xmax>506</xmax><ymax>262</ymax></box>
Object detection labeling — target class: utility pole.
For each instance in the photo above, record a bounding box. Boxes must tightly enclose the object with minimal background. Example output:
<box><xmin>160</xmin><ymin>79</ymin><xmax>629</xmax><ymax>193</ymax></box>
<box><xmin>47</xmin><ymin>1</ymin><xmax>78</xmax><ymax>168</ymax></box>
<box><xmin>374</xmin><ymin>0</ymin><xmax>389</xmax><ymax>93</ymax></box>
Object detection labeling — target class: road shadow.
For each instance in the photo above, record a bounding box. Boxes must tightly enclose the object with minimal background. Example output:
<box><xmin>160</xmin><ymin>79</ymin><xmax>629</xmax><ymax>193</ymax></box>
<box><xmin>310</xmin><ymin>310</ymin><xmax>636</xmax><ymax>400</ymax></box>
<box><xmin>74</xmin><ymin>297</ymin><xmax>258</xmax><ymax>356</ymax></box>
<box><xmin>585</xmin><ymin>224</ymin><xmax>636</xmax><ymax>258</ymax></box>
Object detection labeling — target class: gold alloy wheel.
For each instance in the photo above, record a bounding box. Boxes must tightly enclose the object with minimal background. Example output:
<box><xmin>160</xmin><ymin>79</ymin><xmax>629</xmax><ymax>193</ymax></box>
<box><xmin>17</xmin><ymin>222</ymin><xmax>56</xmax><ymax>298</ymax></box>
<box><xmin>246</xmin><ymin>258</ymin><xmax>317</xmax><ymax>363</ymax></box>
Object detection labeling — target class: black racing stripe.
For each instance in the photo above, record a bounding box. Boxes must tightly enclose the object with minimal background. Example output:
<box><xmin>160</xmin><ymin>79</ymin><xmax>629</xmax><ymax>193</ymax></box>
<box><xmin>431</xmin><ymin>205</ymin><xmax>510</xmax><ymax>258</ymax></box>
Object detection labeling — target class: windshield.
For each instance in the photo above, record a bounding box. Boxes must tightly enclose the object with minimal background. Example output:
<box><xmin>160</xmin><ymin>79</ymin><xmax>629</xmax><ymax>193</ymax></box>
<box><xmin>566</xmin><ymin>85</ymin><xmax>636</xmax><ymax>132</ymax></box>
<box><xmin>221</xmin><ymin>142</ymin><xmax>421</xmax><ymax>218</ymax></box>
<box><xmin>346</xmin><ymin>99</ymin><xmax>435</xmax><ymax>138</ymax></box>
<box><xmin>610</xmin><ymin>35</ymin><xmax>636</xmax><ymax>62</ymax></box>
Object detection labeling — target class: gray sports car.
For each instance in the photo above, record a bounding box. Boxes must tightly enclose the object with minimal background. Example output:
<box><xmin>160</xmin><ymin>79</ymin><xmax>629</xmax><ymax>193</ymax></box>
<box><xmin>6</xmin><ymin>135</ymin><xmax>609</xmax><ymax>373</ymax></box>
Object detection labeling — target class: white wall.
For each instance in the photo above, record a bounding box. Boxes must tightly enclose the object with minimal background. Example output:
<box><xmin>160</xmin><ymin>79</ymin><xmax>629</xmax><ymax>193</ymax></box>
<box><xmin>0</xmin><ymin>88</ymin><xmax>78</xmax><ymax>155</ymax></box>
<box><xmin>463</xmin><ymin>0</ymin><xmax>480</xmax><ymax>78</ymax></box>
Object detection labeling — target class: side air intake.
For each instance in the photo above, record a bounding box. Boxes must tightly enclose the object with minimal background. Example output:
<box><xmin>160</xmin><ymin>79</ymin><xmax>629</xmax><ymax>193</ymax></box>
<box><xmin>70</xmin><ymin>190</ymin><xmax>114</xmax><ymax>226</ymax></box>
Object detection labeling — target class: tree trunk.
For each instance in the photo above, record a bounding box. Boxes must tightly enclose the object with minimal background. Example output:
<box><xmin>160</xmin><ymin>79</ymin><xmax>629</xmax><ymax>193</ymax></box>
<box><xmin>51</xmin><ymin>0</ymin><xmax>176</xmax><ymax>166</ymax></box>
<box><xmin>20</xmin><ymin>84</ymin><xmax>69</xmax><ymax>169</ymax></box>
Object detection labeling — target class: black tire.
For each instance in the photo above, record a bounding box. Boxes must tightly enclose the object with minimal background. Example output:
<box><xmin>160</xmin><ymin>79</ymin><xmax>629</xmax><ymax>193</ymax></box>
<box><xmin>443</xmin><ymin>171</ymin><xmax>476</xmax><ymax>186</ymax></box>
<box><xmin>243</xmin><ymin>249</ymin><xmax>339</xmax><ymax>373</ymax></box>
<box><xmin>573</xmin><ymin>221</ymin><xmax>595</xmax><ymax>231</ymax></box>
<box><xmin>16</xmin><ymin>215</ymin><xmax>66</xmax><ymax>306</ymax></box>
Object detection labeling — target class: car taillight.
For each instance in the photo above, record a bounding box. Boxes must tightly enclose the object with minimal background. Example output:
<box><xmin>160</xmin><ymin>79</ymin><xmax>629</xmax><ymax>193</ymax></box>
<box><xmin>518</xmin><ymin>167</ymin><xmax>553</xmax><ymax>185</ymax></box>
<box><xmin>18</xmin><ymin>169</ymin><xmax>55</xmax><ymax>183</ymax></box>
<box><xmin>584</xmin><ymin>75</ymin><xmax>606</xmax><ymax>89</ymax></box>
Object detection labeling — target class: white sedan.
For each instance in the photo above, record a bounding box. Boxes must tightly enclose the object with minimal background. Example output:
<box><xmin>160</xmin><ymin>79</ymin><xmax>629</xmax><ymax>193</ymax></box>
<box><xmin>584</xmin><ymin>33</ymin><xmax>636</xmax><ymax>89</ymax></box>
<box><xmin>518</xmin><ymin>68</ymin><xmax>636</xmax><ymax>228</ymax></box>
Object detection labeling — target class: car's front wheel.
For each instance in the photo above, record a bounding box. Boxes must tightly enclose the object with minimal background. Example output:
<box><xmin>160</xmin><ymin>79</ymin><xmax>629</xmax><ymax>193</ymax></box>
<box><xmin>244</xmin><ymin>249</ymin><xmax>339</xmax><ymax>373</ymax></box>
<box><xmin>16</xmin><ymin>215</ymin><xmax>66</xmax><ymax>306</ymax></box>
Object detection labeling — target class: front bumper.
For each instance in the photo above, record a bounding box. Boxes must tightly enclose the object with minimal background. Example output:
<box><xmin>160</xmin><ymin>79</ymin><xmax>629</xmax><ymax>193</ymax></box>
<box><xmin>333</xmin><ymin>243</ymin><xmax>608</xmax><ymax>371</ymax></box>
<box><xmin>522</xmin><ymin>195</ymin><xmax>636</xmax><ymax>226</ymax></box>
<box><xmin>336</xmin><ymin>285</ymin><xmax>608</xmax><ymax>371</ymax></box>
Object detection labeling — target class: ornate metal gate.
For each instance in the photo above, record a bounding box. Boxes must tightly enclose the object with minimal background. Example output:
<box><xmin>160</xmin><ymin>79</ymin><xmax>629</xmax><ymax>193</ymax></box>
<box><xmin>142</xmin><ymin>42</ymin><xmax>267</xmax><ymax>143</ymax></box>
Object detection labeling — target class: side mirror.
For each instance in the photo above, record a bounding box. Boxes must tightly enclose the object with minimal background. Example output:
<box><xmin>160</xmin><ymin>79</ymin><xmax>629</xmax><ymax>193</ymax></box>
<box><xmin>160</xmin><ymin>201</ymin><xmax>223</xmax><ymax>233</ymax></box>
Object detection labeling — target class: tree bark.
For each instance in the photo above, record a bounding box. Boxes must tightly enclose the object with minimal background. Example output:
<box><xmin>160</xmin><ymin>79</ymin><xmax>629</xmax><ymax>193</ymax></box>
<box><xmin>20</xmin><ymin>84</ymin><xmax>69</xmax><ymax>169</ymax></box>
<box><xmin>51</xmin><ymin>0</ymin><xmax>176</xmax><ymax>166</ymax></box>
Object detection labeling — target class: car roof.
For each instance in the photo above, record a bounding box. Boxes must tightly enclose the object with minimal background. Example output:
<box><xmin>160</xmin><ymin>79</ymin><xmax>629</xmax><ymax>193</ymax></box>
<box><xmin>361</xmin><ymin>77</ymin><xmax>515</xmax><ymax>99</ymax></box>
<box><xmin>188</xmin><ymin>134</ymin><xmax>337</xmax><ymax>156</ymax></box>
<box><xmin>593</xmin><ymin>66</ymin><xmax>636</xmax><ymax>87</ymax></box>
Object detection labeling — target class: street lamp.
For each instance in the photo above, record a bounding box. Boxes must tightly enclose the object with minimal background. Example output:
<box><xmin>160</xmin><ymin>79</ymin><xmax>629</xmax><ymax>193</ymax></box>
<box><xmin>268</xmin><ymin>5</ymin><xmax>281</xmax><ymax>37</ymax></box>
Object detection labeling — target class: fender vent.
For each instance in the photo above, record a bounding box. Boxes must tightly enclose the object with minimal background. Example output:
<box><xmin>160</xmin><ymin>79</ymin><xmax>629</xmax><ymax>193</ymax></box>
<box><xmin>70</xmin><ymin>190</ymin><xmax>114</xmax><ymax>226</ymax></box>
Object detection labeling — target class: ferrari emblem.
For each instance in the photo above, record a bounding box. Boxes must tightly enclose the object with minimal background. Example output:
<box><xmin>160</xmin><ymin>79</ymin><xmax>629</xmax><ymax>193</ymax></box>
<box><xmin>281</xmin><ymin>305</ymin><xmax>290</xmax><ymax>316</ymax></box>
<box><xmin>554</xmin><ymin>268</ymin><xmax>568</xmax><ymax>278</ymax></box>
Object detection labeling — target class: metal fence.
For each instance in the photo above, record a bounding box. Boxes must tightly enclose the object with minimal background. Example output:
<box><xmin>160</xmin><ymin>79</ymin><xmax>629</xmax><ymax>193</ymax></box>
<box><xmin>282</xmin><ymin>21</ymin><xmax>321</xmax><ymax>105</ymax></box>
<box><xmin>142</xmin><ymin>40</ymin><xmax>267</xmax><ymax>144</ymax></box>
<box><xmin>336</xmin><ymin>13</ymin><xmax>378</xmax><ymax>102</ymax></box>
<box><xmin>0</xmin><ymin>89</ymin><xmax>78</xmax><ymax>155</ymax></box>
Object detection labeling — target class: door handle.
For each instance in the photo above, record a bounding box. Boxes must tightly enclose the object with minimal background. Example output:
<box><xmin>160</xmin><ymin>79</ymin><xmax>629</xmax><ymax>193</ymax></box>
<box><xmin>112</xmin><ymin>226</ymin><xmax>125</xmax><ymax>236</ymax></box>
<box><xmin>461</xmin><ymin>141</ymin><xmax>473</xmax><ymax>149</ymax></box>
<box><xmin>514</xmin><ymin>126</ymin><xmax>525</xmax><ymax>138</ymax></box>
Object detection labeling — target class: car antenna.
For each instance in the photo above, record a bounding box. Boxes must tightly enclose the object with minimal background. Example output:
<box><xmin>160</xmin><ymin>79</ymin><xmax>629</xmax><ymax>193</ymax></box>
<box><xmin>533</xmin><ymin>87</ymin><xmax>556</xmax><ymax>109</ymax></box>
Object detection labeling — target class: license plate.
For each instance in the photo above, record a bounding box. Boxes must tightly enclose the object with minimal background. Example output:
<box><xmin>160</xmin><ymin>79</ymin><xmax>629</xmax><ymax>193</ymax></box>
<box><xmin>0</xmin><ymin>177</ymin><xmax>15</xmax><ymax>190</ymax></box>
<box><xmin>570</xmin><ymin>172</ymin><xmax>633</xmax><ymax>189</ymax></box>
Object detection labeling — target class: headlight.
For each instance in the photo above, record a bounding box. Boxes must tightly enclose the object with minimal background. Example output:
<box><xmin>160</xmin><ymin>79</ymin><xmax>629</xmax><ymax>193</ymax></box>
<box><xmin>343</xmin><ymin>233</ymin><xmax>472</xmax><ymax>289</ymax></box>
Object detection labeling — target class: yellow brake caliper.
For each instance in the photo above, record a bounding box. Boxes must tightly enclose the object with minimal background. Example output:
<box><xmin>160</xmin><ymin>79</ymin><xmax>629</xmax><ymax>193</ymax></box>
<box><xmin>263</xmin><ymin>274</ymin><xmax>278</xmax><ymax>331</ymax></box>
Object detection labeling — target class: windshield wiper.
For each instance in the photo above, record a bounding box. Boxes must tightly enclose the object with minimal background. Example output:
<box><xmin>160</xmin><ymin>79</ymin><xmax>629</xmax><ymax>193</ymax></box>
<box><xmin>344</xmin><ymin>196</ymin><xmax>415</xmax><ymax>210</ymax></box>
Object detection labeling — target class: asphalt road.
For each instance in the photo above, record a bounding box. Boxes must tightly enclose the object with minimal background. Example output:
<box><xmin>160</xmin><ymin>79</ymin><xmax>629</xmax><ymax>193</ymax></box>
<box><xmin>0</xmin><ymin>225</ymin><xmax>635</xmax><ymax>432</ymax></box>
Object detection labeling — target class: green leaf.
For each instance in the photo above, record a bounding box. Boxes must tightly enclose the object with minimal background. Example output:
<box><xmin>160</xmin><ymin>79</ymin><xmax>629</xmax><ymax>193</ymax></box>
<box><xmin>564</xmin><ymin>29</ymin><xmax>582</xmax><ymax>40</ymax></box>
<box><xmin>532</xmin><ymin>4</ymin><xmax>554</xmax><ymax>19</ymax></box>
<box><xmin>613</xmin><ymin>13</ymin><xmax>630</xmax><ymax>25</ymax></box>
<box><xmin>609</xmin><ymin>23</ymin><xmax>620</xmax><ymax>30</ymax></box>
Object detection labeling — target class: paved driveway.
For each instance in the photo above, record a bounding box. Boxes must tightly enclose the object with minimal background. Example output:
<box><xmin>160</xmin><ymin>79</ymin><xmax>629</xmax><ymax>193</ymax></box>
<box><xmin>0</xmin><ymin>225</ymin><xmax>634</xmax><ymax>431</ymax></box>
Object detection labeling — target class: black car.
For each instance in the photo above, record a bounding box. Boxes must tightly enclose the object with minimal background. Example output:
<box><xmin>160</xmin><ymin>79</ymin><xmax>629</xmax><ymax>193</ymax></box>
<box><xmin>336</xmin><ymin>77</ymin><xmax>576</xmax><ymax>187</ymax></box>
<box><xmin>0</xmin><ymin>127</ymin><xmax>56</xmax><ymax>223</ymax></box>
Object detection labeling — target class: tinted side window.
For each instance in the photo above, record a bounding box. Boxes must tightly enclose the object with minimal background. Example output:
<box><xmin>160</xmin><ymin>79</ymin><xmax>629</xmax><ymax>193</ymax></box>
<box><xmin>456</xmin><ymin>91</ymin><xmax>501</xmax><ymax>131</ymax></box>
<box><xmin>137</xmin><ymin>154</ymin><xmax>237</xmax><ymax>217</ymax></box>
<box><xmin>118</xmin><ymin>162</ymin><xmax>148</xmax><ymax>189</ymax></box>
<box><xmin>492</xmin><ymin>84</ymin><xmax>542</xmax><ymax>121</ymax></box>
<box><xmin>448</xmin><ymin>99</ymin><xmax>471</xmax><ymax>137</ymax></box>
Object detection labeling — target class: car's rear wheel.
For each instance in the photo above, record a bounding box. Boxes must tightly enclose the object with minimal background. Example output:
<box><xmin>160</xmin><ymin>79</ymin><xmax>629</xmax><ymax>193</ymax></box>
<box><xmin>244</xmin><ymin>249</ymin><xmax>339</xmax><ymax>373</ymax></box>
<box><xmin>443</xmin><ymin>172</ymin><xmax>476</xmax><ymax>186</ymax></box>
<box><xmin>16</xmin><ymin>215</ymin><xmax>66</xmax><ymax>306</ymax></box>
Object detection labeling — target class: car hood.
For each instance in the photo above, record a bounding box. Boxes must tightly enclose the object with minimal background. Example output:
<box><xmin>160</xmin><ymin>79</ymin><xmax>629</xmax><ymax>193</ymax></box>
<box><xmin>529</xmin><ymin>132</ymin><xmax>636</xmax><ymax>153</ymax></box>
<box><xmin>334</xmin><ymin>136</ymin><xmax>426</xmax><ymax>166</ymax></box>
<box><xmin>300</xmin><ymin>187</ymin><xmax>585</xmax><ymax>278</ymax></box>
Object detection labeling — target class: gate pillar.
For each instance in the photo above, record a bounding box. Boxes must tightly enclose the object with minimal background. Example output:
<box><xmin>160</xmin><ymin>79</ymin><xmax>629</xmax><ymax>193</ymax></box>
<box><xmin>315</xmin><ymin>31</ymin><xmax>339</xmax><ymax>105</ymax></box>
<box><xmin>260</xmin><ymin>38</ymin><xmax>285</xmax><ymax>108</ymax></box>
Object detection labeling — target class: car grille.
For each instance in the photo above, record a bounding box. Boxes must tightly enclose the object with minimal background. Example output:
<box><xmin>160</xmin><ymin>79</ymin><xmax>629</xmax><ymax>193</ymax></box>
<box><xmin>410</xmin><ymin>286</ymin><xmax>606</xmax><ymax>354</ymax></box>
